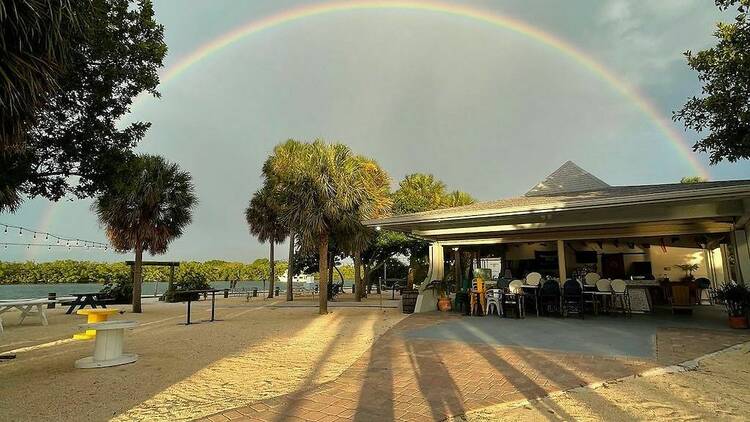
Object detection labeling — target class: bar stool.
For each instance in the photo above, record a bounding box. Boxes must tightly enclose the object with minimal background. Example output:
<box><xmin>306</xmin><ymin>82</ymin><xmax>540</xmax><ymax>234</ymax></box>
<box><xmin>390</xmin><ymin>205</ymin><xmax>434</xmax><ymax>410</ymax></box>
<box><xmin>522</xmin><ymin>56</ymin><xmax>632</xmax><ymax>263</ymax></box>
<box><xmin>610</xmin><ymin>279</ymin><xmax>631</xmax><ymax>317</ymax></box>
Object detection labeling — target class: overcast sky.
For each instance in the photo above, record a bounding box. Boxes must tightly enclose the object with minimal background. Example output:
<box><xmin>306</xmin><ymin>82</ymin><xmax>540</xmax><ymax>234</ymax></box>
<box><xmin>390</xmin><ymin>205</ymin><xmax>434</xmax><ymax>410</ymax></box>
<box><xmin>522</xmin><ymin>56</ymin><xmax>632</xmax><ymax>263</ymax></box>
<box><xmin>2</xmin><ymin>0</ymin><xmax>749</xmax><ymax>263</ymax></box>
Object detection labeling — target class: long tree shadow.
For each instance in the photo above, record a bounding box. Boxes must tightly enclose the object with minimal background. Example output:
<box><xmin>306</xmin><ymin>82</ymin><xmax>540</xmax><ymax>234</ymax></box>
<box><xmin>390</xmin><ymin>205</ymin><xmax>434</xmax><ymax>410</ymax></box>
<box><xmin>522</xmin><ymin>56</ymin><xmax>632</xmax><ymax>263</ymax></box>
<box><xmin>270</xmin><ymin>314</ymin><xmax>361</xmax><ymax>421</ymax></box>
<box><xmin>458</xmin><ymin>328</ymin><xmax>577</xmax><ymax>421</ymax></box>
<box><xmin>405</xmin><ymin>339</ymin><xmax>466</xmax><ymax>421</ymax></box>
<box><xmin>515</xmin><ymin>345</ymin><xmax>639</xmax><ymax>420</ymax></box>
<box><xmin>352</xmin><ymin>327</ymin><xmax>396</xmax><ymax>421</ymax></box>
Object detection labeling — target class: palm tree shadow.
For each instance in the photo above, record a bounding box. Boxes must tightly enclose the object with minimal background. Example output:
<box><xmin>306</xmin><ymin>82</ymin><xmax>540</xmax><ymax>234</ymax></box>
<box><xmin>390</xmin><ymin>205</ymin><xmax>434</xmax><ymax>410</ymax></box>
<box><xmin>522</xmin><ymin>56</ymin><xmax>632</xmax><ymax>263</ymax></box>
<box><xmin>405</xmin><ymin>339</ymin><xmax>466</xmax><ymax>421</ymax></box>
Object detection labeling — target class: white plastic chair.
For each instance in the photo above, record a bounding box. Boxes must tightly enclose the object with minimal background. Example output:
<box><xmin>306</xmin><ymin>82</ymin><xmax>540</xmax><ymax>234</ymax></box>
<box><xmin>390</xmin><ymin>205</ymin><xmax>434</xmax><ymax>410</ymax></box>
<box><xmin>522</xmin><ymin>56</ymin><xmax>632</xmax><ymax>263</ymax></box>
<box><xmin>525</xmin><ymin>272</ymin><xmax>542</xmax><ymax>286</ymax></box>
<box><xmin>504</xmin><ymin>280</ymin><xmax>525</xmax><ymax>318</ymax></box>
<box><xmin>596</xmin><ymin>278</ymin><xmax>612</xmax><ymax>292</ymax></box>
<box><xmin>485</xmin><ymin>289</ymin><xmax>503</xmax><ymax>317</ymax></box>
<box><xmin>584</xmin><ymin>272</ymin><xmax>601</xmax><ymax>286</ymax></box>
<box><xmin>509</xmin><ymin>280</ymin><xmax>524</xmax><ymax>293</ymax></box>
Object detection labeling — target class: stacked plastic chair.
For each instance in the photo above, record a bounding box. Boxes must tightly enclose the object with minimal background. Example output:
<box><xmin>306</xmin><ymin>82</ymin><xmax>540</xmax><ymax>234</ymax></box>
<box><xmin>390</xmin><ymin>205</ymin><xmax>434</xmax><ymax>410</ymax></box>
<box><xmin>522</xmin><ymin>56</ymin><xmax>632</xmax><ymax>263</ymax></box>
<box><xmin>485</xmin><ymin>289</ymin><xmax>503</xmax><ymax>317</ymax></box>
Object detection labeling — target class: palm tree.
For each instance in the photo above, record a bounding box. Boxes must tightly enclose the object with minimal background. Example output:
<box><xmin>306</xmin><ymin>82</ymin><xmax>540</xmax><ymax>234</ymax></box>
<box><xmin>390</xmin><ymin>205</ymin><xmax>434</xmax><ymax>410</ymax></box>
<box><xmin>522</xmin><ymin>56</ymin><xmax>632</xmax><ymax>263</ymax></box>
<box><xmin>263</xmin><ymin>140</ymin><xmax>391</xmax><ymax>314</ymax></box>
<box><xmin>245</xmin><ymin>185</ymin><xmax>288</xmax><ymax>299</ymax></box>
<box><xmin>94</xmin><ymin>154</ymin><xmax>197</xmax><ymax>313</ymax></box>
<box><xmin>443</xmin><ymin>190</ymin><xmax>476</xmax><ymax>207</ymax></box>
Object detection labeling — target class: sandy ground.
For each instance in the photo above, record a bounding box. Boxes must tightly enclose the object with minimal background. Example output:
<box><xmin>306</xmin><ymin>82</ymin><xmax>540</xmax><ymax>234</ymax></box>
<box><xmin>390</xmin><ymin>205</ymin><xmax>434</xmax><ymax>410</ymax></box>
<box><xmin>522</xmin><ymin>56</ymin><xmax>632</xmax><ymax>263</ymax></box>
<box><xmin>454</xmin><ymin>341</ymin><xmax>750</xmax><ymax>421</ymax></box>
<box><xmin>0</xmin><ymin>294</ymin><xmax>405</xmax><ymax>422</ymax></box>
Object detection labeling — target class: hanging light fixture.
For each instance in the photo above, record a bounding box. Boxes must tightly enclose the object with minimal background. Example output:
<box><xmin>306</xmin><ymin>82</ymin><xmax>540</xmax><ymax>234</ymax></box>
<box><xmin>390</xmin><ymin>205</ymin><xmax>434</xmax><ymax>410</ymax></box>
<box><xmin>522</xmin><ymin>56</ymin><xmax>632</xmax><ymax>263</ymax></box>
<box><xmin>19</xmin><ymin>228</ymin><xmax>23</xmax><ymax>236</ymax></box>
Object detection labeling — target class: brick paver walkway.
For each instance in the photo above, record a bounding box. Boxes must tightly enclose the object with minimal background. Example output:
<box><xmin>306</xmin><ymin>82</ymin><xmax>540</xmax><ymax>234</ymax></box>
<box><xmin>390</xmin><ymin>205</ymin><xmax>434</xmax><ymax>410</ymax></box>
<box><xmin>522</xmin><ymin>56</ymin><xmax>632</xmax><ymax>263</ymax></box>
<box><xmin>201</xmin><ymin>314</ymin><xmax>749</xmax><ymax>422</ymax></box>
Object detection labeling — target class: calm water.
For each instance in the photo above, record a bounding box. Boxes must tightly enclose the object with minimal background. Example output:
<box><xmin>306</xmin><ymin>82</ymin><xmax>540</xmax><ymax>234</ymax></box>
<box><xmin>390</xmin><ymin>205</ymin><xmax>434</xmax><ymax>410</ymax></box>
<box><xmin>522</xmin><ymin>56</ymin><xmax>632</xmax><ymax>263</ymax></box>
<box><xmin>0</xmin><ymin>280</ymin><xmax>354</xmax><ymax>300</ymax></box>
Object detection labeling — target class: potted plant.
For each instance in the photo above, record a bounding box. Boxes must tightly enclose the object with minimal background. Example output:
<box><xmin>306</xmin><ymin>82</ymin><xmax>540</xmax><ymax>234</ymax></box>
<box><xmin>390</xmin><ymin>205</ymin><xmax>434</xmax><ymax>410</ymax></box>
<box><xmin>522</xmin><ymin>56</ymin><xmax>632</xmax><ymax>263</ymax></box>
<box><xmin>424</xmin><ymin>279</ymin><xmax>452</xmax><ymax>311</ymax></box>
<box><xmin>714</xmin><ymin>282</ymin><xmax>750</xmax><ymax>329</ymax></box>
<box><xmin>675</xmin><ymin>263</ymin><xmax>699</xmax><ymax>281</ymax></box>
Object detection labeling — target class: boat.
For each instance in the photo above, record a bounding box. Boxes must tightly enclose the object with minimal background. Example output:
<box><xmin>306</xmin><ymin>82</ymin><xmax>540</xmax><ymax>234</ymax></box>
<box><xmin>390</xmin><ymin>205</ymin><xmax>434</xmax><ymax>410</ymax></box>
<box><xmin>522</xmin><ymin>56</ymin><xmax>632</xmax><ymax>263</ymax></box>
<box><xmin>278</xmin><ymin>273</ymin><xmax>317</xmax><ymax>292</ymax></box>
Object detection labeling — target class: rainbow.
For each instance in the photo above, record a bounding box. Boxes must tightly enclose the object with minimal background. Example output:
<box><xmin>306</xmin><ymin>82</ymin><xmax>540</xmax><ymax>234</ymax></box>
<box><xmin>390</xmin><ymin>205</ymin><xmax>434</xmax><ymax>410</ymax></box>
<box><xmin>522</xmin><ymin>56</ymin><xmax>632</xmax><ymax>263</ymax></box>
<box><xmin>152</xmin><ymin>0</ymin><xmax>709</xmax><ymax>179</ymax></box>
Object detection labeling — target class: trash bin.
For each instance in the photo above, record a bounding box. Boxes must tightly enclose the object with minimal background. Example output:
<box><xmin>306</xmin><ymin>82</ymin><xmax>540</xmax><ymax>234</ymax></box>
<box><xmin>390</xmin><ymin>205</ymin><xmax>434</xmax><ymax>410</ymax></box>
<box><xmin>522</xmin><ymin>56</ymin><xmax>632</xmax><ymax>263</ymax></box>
<box><xmin>252</xmin><ymin>287</ymin><xmax>258</xmax><ymax>297</ymax></box>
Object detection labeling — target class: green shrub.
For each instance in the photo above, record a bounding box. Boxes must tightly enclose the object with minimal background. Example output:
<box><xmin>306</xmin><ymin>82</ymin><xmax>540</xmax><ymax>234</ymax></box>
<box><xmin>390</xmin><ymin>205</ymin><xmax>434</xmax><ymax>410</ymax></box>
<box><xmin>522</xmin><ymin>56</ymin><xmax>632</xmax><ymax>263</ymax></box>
<box><xmin>164</xmin><ymin>267</ymin><xmax>211</xmax><ymax>302</ymax></box>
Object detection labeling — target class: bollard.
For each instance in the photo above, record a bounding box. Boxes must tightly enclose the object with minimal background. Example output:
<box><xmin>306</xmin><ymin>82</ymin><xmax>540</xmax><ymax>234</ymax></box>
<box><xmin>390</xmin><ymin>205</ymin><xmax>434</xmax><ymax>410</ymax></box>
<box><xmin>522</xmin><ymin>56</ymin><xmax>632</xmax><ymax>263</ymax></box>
<box><xmin>223</xmin><ymin>288</ymin><xmax>229</xmax><ymax>299</ymax></box>
<box><xmin>252</xmin><ymin>287</ymin><xmax>258</xmax><ymax>297</ymax></box>
<box><xmin>275</xmin><ymin>286</ymin><xmax>280</xmax><ymax>296</ymax></box>
<box><xmin>47</xmin><ymin>292</ymin><xmax>56</xmax><ymax>309</ymax></box>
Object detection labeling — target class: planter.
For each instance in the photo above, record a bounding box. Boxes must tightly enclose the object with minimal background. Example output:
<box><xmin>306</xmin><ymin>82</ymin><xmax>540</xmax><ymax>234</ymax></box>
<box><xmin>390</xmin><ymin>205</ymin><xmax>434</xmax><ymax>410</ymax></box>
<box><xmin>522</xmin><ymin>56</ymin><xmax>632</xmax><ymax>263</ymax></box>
<box><xmin>401</xmin><ymin>289</ymin><xmax>419</xmax><ymax>314</ymax></box>
<box><xmin>437</xmin><ymin>297</ymin><xmax>452</xmax><ymax>312</ymax></box>
<box><xmin>728</xmin><ymin>315</ymin><xmax>749</xmax><ymax>329</ymax></box>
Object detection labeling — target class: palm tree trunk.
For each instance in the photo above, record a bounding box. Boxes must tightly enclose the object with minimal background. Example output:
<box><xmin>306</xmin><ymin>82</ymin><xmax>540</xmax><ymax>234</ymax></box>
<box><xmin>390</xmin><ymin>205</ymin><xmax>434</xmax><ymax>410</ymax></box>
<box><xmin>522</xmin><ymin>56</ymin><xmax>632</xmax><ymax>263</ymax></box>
<box><xmin>132</xmin><ymin>244</ymin><xmax>143</xmax><ymax>313</ymax></box>
<box><xmin>286</xmin><ymin>233</ymin><xmax>294</xmax><ymax>301</ymax></box>
<box><xmin>268</xmin><ymin>239</ymin><xmax>275</xmax><ymax>298</ymax></box>
<box><xmin>354</xmin><ymin>250</ymin><xmax>363</xmax><ymax>302</ymax></box>
<box><xmin>318</xmin><ymin>232</ymin><xmax>329</xmax><ymax>314</ymax></box>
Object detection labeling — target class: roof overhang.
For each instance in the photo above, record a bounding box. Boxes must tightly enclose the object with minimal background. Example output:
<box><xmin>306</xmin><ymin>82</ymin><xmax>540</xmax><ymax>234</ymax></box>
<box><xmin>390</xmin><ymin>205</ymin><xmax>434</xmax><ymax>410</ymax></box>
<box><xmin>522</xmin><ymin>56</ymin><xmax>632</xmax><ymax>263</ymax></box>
<box><xmin>366</xmin><ymin>185</ymin><xmax>750</xmax><ymax>244</ymax></box>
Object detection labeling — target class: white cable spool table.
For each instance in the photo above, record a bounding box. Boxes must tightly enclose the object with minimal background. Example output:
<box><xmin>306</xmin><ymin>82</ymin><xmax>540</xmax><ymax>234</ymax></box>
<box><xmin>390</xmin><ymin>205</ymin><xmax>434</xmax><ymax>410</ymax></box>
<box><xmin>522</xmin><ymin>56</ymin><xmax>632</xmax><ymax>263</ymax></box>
<box><xmin>75</xmin><ymin>320</ymin><xmax>138</xmax><ymax>369</ymax></box>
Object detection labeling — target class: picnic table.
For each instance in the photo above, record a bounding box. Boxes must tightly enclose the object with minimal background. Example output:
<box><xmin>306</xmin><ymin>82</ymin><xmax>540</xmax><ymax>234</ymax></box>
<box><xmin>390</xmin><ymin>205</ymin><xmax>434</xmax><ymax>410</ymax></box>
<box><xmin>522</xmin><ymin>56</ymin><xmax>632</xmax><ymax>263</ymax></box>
<box><xmin>64</xmin><ymin>293</ymin><xmax>112</xmax><ymax>314</ymax></box>
<box><xmin>181</xmin><ymin>289</ymin><xmax>221</xmax><ymax>325</ymax></box>
<box><xmin>0</xmin><ymin>299</ymin><xmax>53</xmax><ymax>329</ymax></box>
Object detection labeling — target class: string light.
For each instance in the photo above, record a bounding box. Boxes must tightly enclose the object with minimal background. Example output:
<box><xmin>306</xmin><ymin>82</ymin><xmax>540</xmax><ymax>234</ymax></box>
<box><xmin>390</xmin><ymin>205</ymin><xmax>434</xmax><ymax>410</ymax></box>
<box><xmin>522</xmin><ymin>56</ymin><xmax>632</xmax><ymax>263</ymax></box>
<box><xmin>0</xmin><ymin>222</ymin><xmax>110</xmax><ymax>251</ymax></box>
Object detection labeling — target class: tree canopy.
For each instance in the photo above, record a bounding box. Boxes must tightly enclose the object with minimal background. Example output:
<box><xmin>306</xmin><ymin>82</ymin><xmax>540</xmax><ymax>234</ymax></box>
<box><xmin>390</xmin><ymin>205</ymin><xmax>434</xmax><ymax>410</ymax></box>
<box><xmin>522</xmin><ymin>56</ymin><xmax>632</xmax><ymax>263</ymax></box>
<box><xmin>0</xmin><ymin>0</ymin><xmax>85</xmax><ymax>152</ymax></box>
<box><xmin>675</xmin><ymin>0</ymin><xmax>750</xmax><ymax>164</ymax></box>
<box><xmin>1</xmin><ymin>0</ymin><xmax>166</xmax><ymax>213</ymax></box>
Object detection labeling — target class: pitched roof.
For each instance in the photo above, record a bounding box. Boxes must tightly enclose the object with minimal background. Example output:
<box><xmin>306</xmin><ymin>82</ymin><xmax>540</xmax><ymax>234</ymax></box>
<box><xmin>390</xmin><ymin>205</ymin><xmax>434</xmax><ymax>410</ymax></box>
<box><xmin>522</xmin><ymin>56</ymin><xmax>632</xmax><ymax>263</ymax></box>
<box><xmin>526</xmin><ymin>161</ymin><xmax>609</xmax><ymax>196</ymax></box>
<box><xmin>366</xmin><ymin>179</ymin><xmax>750</xmax><ymax>227</ymax></box>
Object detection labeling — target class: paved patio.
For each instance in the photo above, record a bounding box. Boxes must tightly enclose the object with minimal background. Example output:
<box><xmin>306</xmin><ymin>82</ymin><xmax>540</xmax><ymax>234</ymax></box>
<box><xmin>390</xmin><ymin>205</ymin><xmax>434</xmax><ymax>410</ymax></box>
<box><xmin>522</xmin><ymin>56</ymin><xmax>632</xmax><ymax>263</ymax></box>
<box><xmin>202</xmin><ymin>307</ymin><xmax>750</xmax><ymax>422</ymax></box>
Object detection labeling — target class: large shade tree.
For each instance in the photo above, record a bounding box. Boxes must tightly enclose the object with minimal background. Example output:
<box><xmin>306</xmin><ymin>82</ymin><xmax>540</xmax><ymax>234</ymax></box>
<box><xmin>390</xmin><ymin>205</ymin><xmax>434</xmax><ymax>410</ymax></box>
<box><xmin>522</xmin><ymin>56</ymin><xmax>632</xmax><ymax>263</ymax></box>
<box><xmin>245</xmin><ymin>186</ymin><xmax>288</xmax><ymax>299</ymax></box>
<box><xmin>675</xmin><ymin>0</ymin><xmax>750</xmax><ymax>164</ymax></box>
<box><xmin>94</xmin><ymin>154</ymin><xmax>197</xmax><ymax>313</ymax></box>
<box><xmin>0</xmin><ymin>0</ymin><xmax>85</xmax><ymax>152</ymax></box>
<box><xmin>263</xmin><ymin>140</ymin><xmax>391</xmax><ymax>314</ymax></box>
<box><xmin>1</xmin><ymin>0</ymin><xmax>166</xmax><ymax>213</ymax></box>
<box><xmin>390</xmin><ymin>173</ymin><xmax>476</xmax><ymax>286</ymax></box>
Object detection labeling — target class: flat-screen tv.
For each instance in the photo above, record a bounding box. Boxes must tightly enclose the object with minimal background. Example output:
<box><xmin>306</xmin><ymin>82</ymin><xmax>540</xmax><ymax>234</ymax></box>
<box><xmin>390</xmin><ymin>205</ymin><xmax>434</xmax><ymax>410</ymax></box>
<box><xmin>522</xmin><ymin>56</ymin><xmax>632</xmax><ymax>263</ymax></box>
<box><xmin>575</xmin><ymin>251</ymin><xmax>597</xmax><ymax>264</ymax></box>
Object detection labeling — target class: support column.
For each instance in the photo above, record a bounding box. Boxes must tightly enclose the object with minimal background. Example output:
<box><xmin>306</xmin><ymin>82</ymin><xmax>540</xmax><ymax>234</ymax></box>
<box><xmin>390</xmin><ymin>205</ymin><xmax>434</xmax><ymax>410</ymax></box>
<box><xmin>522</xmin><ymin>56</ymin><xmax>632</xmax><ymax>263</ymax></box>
<box><xmin>720</xmin><ymin>243</ymin><xmax>732</xmax><ymax>282</ymax></box>
<box><xmin>557</xmin><ymin>240</ymin><xmax>567</xmax><ymax>284</ymax></box>
<box><xmin>733</xmin><ymin>229</ymin><xmax>750</xmax><ymax>283</ymax></box>
<box><xmin>453</xmin><ymin>247</ymin><xmax>461</xmax><ymax>293</ymax></box>
<box><xmin>414</xmin><ymin>242</ymin><xmax>444</xmax><ymax>313</ymax></box>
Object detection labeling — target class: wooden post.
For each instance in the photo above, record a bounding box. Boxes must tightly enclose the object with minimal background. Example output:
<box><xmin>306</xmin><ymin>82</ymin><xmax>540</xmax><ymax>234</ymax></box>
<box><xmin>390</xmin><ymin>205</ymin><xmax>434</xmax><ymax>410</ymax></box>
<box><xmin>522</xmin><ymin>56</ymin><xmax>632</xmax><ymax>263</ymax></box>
<box><xmin>557</xmin><ymin>240</ymin><xmax>567</xmax><ymax>284</ymax></box>
<box><xmin>720</xmin><ymin>243</ymin><xmax>732</xmax><ymax>282</ymax></box>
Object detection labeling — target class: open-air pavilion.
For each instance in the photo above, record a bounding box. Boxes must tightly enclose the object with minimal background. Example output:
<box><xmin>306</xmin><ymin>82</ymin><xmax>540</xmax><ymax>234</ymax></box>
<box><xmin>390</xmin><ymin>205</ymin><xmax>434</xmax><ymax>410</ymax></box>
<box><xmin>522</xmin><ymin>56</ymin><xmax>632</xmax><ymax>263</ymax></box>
<box><xmin>366</xmin><ymin>162</ymin><xmax>750</xmax><ymax>314</ymax></box>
